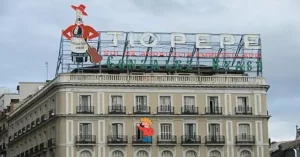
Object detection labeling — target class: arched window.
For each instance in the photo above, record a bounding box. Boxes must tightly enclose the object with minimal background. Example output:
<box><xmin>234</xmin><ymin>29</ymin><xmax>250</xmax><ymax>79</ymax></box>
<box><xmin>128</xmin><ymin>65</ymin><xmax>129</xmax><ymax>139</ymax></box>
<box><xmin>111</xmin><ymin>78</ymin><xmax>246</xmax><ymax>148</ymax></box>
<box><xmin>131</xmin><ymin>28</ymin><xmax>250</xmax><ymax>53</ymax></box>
<box><xmin>137</xmin><ymin>150</ymin><xmax>149</xmax><ymax>157</ymax></box>
<box><xmin>240</xmin><ymin>150</ymin><xmax>251</xmax><ymax>157</ymax></box>
<box><xmin>210</xmin><ymin>150</ymin><xmax>221</xmax><ymax>157</ymax></box>
<box><xmin>80</xmin><ymin>151</ymin><xmax>92</xmax><ymax>157</ymax></box>
<box><xmin>186</xmin><ymin>150</ymin><xmax>197</xmax><ymax>157</ymax></box>
<box><xmin>112</xmin><ymin>150</ymin><xmax>124</xmax><ymax>157</ymax></box>
<box><xmin>161</xmin><ymin>150</ymin><xmax>173</xmax><ymax>157</ymax></box>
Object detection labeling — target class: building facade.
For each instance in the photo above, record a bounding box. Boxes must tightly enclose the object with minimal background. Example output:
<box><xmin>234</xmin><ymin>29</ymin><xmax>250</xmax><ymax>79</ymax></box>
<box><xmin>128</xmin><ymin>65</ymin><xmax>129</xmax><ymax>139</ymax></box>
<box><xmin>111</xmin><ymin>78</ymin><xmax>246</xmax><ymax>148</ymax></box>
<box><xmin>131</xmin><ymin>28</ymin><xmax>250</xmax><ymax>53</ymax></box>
<box><xmin>4</xmin><ymin>73</ymin><xmax>270</xmax><ymax>157</ymax></box>
<box><xmin>0</xmin><ymin>82</ymin><xmax>45</xmax><ymax>157</ymax></box>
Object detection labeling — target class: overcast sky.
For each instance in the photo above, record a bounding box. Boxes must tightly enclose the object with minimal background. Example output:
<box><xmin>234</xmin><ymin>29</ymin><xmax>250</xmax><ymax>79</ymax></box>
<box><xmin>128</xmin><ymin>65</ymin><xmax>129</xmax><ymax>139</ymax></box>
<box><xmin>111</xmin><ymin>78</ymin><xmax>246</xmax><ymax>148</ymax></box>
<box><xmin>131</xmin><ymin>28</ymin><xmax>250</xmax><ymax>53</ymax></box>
<box><xmin>0</xmin><ymin>0</ymin><xmax>299</xmax><ymax>142</ymax></box>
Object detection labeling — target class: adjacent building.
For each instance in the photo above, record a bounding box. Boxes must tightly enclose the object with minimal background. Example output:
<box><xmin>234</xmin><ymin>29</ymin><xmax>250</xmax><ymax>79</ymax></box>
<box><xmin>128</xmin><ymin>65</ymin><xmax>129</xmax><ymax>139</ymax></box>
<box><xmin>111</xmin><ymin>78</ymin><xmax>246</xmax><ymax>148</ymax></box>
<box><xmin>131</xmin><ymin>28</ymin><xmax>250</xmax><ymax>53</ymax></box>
<box><xmin>4</xmin><ymin>71</ymin><xmax>270</xmax><ymax>157</ymax></box>
<box><xmin>0</xmin><ymin>82</ymin><xmax>45</xmax><ymax>157</ymax></box>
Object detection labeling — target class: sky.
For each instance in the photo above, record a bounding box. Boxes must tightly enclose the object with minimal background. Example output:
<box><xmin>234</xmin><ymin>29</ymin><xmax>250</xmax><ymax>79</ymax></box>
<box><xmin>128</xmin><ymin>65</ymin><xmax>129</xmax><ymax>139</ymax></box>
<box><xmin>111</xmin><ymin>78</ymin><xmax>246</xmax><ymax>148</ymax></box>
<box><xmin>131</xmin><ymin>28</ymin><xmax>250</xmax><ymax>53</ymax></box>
<box><xmin>0</xmin><ymin>0</ymin><xmax>300</xmax><ymax>142</ymax></box>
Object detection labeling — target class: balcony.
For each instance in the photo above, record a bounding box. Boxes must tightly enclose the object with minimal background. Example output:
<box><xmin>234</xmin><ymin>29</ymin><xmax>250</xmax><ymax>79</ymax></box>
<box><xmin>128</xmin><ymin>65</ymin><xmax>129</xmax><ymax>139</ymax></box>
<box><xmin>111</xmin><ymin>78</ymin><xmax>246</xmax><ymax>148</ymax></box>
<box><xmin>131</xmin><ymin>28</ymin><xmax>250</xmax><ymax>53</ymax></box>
<box><xmin>235</xmin><ymin>135</ymin><xmax>255</xmax><ymax>145</ymax></box>
<box><xmin>39</xmin><ymin>142</ymin><xmax>48</xmax><ymax>152</ymax></box>
<box><xmin>205</xmin><ymin>107</ymin><xmax>222</xmax><ymax>115</ymax></box>
<box><xmin>29</xmin><ymin>148</ymin><xmax>35</xmax><ymax>155</ymax></box>
<box><xmin>205</xmin><ymin>135</ymin><xmax>225</xmax><ymax>145</ymax></box>
<box><xmin>75</xmin><ymin>135</ymin><xmax>96</xmax><ymax>144</ymax></box>
<box><xmin>181</xmin><ymin>135</ymin><xmax>201</xmax><ymax>145</ymax></box>
<box><xmin>18</xmin><ymin>129</ymin><xmax>22</xmax><ymax>136</ymax></box>
<box><xmin>25</xmin><ymin>150</ymin><xmax>29</xmax><ymax>157</ymax></box>
<box><xmin>49</xmin><ymin>109</ymin><xmax>56</xmax><ymax>118</ymax></box>
<box><xmin>76</xmin><ymin>106</ymin><xmax>94</xmax><ymax>114</ymax></box>
<box><xmin>22</xmin><ymin>127</ymin><xmax>26</xmax><ymax>133</ymax></box>
<box><xmin>34</xmin><ymin>145</ymin><xmax>39</xmax><ymax>153</ymax></box>
<box><xmin>108</xmin><ymin>105</ymin><xmax>126</xmax><ymax>114</ymax></box>
<box><xmin>48</xmin><ymin>138</ymin><xmax>56</xmax><ymax>148</ymax></box>
<box><xmin>41</xmin><ymin>114</ymin><xmax>48</xmax><ymax>123</ymax></box>
<box><xmin>181</xmin><ymin>106</ymin><xmax>198</xmax><ymax>114</ymax></box>
<box><xmin>36</xmin><ymin>118</ymin><xmax>41</xmax><ymax>126</ymax></box>
<box><xmin>132</xmin><ymin>135</ymin><xmax>152</xmax><ymax>145</ymax></box>
<box><xmin>14</xmin><ymin>132</ymin><xmax>18</xmax><ymax>138</ymax></box>
<box><xmin>27</xmin><ymin>124</ymin><xmax>31</xmax><ymax>131</ymax></box>
<box><xmin>107</xmin><ymin>135</ymin><xmax>128</xmax><ymax>145</ymax></box>
<box><xmin>157</xmin><ymin>105</ymin><xmax>174</xmax><ymax>114</ymax></box>
<box><xmin>31</xmin><ymin>121</ymin><xmax>36</xmax><ymax>128</ymax></box>
<box><xmin>157</xmin><ymin>135</ymin><xmax>177</xmax><ymax>145</ymax></box>
<box><xmin>133</xmin><ymin>106</ymin><xmax>151</xmax><ymax>114</ymax></box>
<box><xmin>235</xmin><ymin>106</ymin><xmax>253</xmax><ymax>115</ymax></box>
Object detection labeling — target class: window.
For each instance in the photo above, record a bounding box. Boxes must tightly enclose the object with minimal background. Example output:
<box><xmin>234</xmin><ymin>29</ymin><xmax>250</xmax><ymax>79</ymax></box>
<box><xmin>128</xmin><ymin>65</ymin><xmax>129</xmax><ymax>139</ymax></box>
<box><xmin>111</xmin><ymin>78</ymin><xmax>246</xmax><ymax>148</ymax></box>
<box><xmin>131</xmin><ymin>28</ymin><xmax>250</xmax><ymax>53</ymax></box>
<box><xmin>80</xmin><ymin>151</ymin><xmax>92</xmax><ymax>157</ymax></box>
<box><xmin>79</xmin><ymin>95</ymin><xmax>91</xmax><ymax>106</ymax></box>
<box><xmin>111</xmin><ymin>96</ymin><xmax>123</xmax><ymax>106</ymax></box>
<box><xmin>184</xmin><ymin>96</ymin><xmax>195</xmax><ymax>112</ymax></box>
<box><xmin>112</xmin><ymin>123</ymin><xmax>123</xmax><ymax>138</ymax></box>
<box><xmin>208</xmin><ymin>96</ymin><xmax>220</xmax><ymax>113</ymax></box>
<box><xmin>135</xmin><ymin>122</ymin><xmax>144</xmax><ymax>140</ymax></box>
<box><xmin>209</xmin><ymin>150</ymin><xmax>221</xmax><ymax>157</ymax></box>
<box><xmin>112</xmin><ymin>150</ymin><xmax>124</xmax><ymax>157</ymax></box>
<box><xmin>159</xmin><ymin>96</ymin><xmax>171</xmax><ymax>112</ymax></box>
<box><xmin>184</xmin><ymin>123</ymin><xmax>196</xmax><ymax>138</ymax></box>
<box><xmin>209</xmin><ymin>123</ymin><xmax>220</xmax><ymax>136</ymax></box>
<box><xmin>137</xmin><ymin>150</ymin><xmax>149</xmax><ymax>157</ymax></box>
<box><xmin>160</xmin><ymin>123</ymin><xmax>172</xmax><ymax>140</ymax></box>
<box><xmin>239</xmin><ymin>124</ymin><xmax>250</xmax><ymax>139</ymax></box>
<box><xmin>240</xmin><ymin>150</ymin><xmax>251</xmax><ymax>157</ymax></box>
<box><xmin>79</xmin><ymin>123</ymin><xmax>92</xmax><ymax>141</ymax></box>
<box><xmin>135</xmin><ymin>96</ymin><xmax>148</xmax><ymax>112</ymax></box>
<box><xmin>237</xmin><ymin>97</ymin><xmax>250</xmax><ymax>112</ymax></box>
<box><xmin>161</xmin><ymin>150</ymin><xmax>173</xmax><ymax>157</ymax></box>
<box><xmin>186</xmin><ymin>150</ymin><xmax>197</xmax><ymax>157</ymax></box>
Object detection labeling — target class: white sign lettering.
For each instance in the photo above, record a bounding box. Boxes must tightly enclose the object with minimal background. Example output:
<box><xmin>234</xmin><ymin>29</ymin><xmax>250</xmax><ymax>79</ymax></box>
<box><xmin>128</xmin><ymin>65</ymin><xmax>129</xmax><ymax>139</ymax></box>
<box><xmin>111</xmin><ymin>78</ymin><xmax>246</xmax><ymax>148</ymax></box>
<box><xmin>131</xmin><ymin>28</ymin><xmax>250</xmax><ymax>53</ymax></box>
<box><xmin>108</xmin><ymin>32</ymin><xmax>261</xmax><ymax>49</ymax></box>
<box><xmin>70</xmin><ymin>38</ymin><xmax>88</xmax><ymax>53</ymax></box>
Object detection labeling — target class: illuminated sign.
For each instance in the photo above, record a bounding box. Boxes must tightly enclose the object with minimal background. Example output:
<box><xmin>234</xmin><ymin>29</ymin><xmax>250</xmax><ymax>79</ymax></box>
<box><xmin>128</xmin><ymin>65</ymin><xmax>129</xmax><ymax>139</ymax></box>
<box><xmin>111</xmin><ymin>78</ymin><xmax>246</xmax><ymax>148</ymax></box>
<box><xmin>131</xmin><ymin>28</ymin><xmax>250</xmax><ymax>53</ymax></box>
<box><xmin>106</xmin><ymin>32</ymin><xmax>261</xmax><ymax>49</ymax></box>
<box><xmin>62</xmin><ymin>4</ymin><xmax>102</xmax><ymax>64</ymax></box>
<box><xmin>106</xmin><ymin>56</ymin><xmax>262</xmax><ymax>72</ymax></box>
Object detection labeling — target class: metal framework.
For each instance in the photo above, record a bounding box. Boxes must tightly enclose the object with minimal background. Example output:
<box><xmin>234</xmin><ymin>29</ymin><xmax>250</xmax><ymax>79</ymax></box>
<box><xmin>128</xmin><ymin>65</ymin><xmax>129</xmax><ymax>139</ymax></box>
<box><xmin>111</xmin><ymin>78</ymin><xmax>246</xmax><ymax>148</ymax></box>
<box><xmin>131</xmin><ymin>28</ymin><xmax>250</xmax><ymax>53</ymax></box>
<box><xmin>55</xmin><ymin>31</ymin><xmax>262</xmax><ymax>76</ymax></box>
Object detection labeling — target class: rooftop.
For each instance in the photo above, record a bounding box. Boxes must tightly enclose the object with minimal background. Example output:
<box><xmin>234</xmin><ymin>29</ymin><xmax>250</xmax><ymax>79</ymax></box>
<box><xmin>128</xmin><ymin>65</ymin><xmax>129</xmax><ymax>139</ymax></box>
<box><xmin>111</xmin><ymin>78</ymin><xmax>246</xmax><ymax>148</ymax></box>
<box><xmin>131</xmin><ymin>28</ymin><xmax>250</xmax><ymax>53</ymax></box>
<box><xmin>9</xmin><ymin>73</ymin><xmax>268</xmax><ymax>117</ymax></box>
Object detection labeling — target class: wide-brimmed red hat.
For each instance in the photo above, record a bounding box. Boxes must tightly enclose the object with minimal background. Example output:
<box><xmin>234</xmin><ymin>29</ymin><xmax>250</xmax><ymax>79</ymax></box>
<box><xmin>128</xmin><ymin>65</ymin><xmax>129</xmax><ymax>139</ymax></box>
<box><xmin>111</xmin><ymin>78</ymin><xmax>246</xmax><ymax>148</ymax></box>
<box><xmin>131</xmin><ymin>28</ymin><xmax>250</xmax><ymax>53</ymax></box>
<box><xmin>71</xmin><ymin>4</ymin><xmax>88</xmax><ymax>16</ymax></box>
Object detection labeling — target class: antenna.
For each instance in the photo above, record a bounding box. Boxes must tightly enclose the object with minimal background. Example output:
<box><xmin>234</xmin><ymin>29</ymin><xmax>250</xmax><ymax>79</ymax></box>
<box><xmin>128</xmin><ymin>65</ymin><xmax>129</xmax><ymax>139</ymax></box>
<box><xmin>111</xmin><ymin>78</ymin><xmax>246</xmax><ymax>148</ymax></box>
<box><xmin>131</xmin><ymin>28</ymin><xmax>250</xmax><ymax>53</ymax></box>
<box><xmin>45</xmin><ymin>62</ymin><xmax>48</xmax><ymax>80</ymax></box>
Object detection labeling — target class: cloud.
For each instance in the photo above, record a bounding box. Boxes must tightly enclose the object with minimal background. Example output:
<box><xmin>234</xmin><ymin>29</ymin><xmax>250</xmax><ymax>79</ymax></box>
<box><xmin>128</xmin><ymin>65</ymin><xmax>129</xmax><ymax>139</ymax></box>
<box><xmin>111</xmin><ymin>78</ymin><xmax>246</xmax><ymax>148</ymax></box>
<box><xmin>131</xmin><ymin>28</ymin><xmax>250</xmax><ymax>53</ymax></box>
<box><xmin>0</xmin><ymin>0</ymin><xmax>299</xmax><ymax>141</ymax></box>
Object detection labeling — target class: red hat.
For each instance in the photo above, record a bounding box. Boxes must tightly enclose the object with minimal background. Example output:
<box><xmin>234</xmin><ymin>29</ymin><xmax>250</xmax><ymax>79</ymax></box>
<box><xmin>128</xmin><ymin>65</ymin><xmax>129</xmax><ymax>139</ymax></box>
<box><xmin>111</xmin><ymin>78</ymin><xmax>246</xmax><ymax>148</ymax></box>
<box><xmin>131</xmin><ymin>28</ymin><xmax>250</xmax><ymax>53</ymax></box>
<box><xmin>71</xmin><ymin>4</ymin><xmax>88</xmax><ymax>16</ymax></box>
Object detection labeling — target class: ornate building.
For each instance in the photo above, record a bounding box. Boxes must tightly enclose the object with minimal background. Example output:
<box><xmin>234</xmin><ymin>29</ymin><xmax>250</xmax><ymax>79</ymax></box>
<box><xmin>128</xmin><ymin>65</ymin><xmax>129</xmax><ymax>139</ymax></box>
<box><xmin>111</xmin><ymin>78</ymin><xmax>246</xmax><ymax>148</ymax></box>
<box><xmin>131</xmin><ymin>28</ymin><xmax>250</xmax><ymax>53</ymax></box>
<box><xmin>4</xmin><ymin>71</ymin><xmax>270</xmax><ymax>157</ymax></box>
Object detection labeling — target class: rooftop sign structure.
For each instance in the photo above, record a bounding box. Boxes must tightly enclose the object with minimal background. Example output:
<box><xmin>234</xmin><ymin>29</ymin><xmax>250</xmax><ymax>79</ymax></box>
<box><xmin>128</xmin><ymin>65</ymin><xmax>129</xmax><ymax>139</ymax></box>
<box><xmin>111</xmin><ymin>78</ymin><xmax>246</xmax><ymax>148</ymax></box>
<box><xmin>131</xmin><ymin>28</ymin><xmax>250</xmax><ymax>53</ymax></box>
<box><xmin>56</xmin><ymin>4</ymin><xmax>263</xmax><ymax>76</ymax></box>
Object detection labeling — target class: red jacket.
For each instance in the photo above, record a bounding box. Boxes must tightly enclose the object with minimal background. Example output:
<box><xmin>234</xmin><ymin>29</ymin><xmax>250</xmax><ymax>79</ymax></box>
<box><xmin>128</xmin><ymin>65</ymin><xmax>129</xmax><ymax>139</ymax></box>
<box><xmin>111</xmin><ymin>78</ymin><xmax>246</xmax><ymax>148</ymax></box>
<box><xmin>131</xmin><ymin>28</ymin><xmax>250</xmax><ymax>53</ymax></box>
<box><xmin>62</xmin><ymin>24</ymin><xmax>100</xmax><ymax>40</ymax></box>
<box><xmin>137</xmin><ymin>126</ymin><xmax>154</xmax><ymax>136</ymax></box>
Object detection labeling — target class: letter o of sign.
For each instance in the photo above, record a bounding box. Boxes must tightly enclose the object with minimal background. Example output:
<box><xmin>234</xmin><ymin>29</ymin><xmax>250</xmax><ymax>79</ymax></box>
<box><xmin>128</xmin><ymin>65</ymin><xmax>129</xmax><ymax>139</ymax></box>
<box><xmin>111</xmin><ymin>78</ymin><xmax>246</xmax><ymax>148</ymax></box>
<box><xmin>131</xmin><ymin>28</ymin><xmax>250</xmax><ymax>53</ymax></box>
<box><xmin>139</xmin><ymin>33</ymin><xmax>158</xmax><ymax>47</ymax></box>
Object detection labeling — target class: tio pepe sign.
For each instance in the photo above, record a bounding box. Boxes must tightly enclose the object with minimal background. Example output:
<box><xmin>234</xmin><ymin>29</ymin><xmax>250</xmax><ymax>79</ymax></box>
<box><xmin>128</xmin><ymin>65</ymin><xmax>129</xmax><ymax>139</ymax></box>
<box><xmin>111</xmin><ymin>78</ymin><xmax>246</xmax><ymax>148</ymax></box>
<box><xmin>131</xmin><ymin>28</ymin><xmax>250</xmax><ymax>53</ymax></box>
<box><xmin>106</xmin><ymin>32</ymin><xmax>261</xmax><ymax>49</ymax></box>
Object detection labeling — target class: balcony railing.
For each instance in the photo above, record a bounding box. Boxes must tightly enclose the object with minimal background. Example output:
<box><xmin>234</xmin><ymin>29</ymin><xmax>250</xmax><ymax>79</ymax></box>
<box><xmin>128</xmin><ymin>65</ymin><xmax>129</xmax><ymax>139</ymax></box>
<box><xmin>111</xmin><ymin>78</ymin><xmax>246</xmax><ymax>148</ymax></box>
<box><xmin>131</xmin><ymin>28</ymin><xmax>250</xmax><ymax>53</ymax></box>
<box><xmin>235</xmin><ymin>106</ymin><xmax>253</xmax><ymax>115</ymax></box>
<box><xmin>157</xmin><ymin>105</ymin><xmax>174</xmax><ymax>114</ymax></box>
<box><xmin>108</xmin><ymin>105</ymin><xmax>126</xmax><ymax>114</ymax></box>
<box><xmin>36</xmin><ymin>118</ymin><xmax>41</xmax><ymax>126</ymax></box>
<box><xmin>181</xmin><ymin>135</ymin><xmax>201</xmax><ymax>144</ymax></box>
<box><xmin>25</xmin><ymin>150</ymin><xmax>29</xmax><ymax>157</ymax></box>
<box><xmin>27</xmin><ymin>124</ymin><xmax>31</xmax><ymax>131</ymax></box>
<box><xmin>34</xmin><ymin>145</ymin><xmax>39</xmax><ymax>152</ymax></box>
<box><xmin>205</xmin><ymin>135</ymin><xmax>225</xmax><ymax>144</ymax></box>
<box><xmin>29</xmin><ymin>148</ymin><xmax>35</xmax><ymax>155</ymax></box>
<box><xmin>31</xmin><ymin>121</ymin><xmax>36</xmax><ymax>128</ymax></box>
<box><xmin>205</xmin><ymin>107</ymin><xmax>223</xmax><ymax>115</ymax></box>
<box><xmin>133</xmin><ymin>106</ymin><xmax>151</xmax><ymax>114</ymax></box>
<box><xmin>76</xmin><ymin>106</ymin><xmax>94</xmax><ymax>114</ymax></box>
<box><xmin>235</xmin><ymin>135</ymin><xmax>255</xmax><ymax>145</ymax></box>
<box><xmin>75</xmin><ymin>135</ymin><xmax>96</xmax><ymax>144</ymax></box>
<box><xmin>181</xmin><ymin>106</ymin><xmax>198</xmax><ymax>114</ymax></box>
<box><xmin>132</xmin><ymin>135</ymin><xmax>152</xmax><ymax>145</ymax></box>
<box><xmin>40</xmin><ymin>142</ymin><xmax>48</xmax><ymax>151</ymax></box>
<box><xmin>157</xmin><ymin>135</ymin><xmax>177</xmax><ymax>144</ymax></box>
<box><xmin>22</xmin><ymin>127</ymin><xmax>26</xmax><ymax>133</ymax></box>
<box><xmin>107</xmin><ymin>135</ymin><xmax>128</xmax><ymax>144</ymax></box>
<box><xmin>18</xmin><ymin>129</ymin><xmax>22</xmax><ymax>136</ymax></box>
<box><xmin>58</xmin><ymin>74</ymin><xmax>266</xmax><ymax>85</ymax></box>
<box><xmin>41</xmin><ymin>114</ymin><xmax>48</xmax><ymax>122</ymax></box>
<box><xmin>48</xmin><ymin>138</ymin><xmax>56</xmax><ymax>148</ymax></box>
